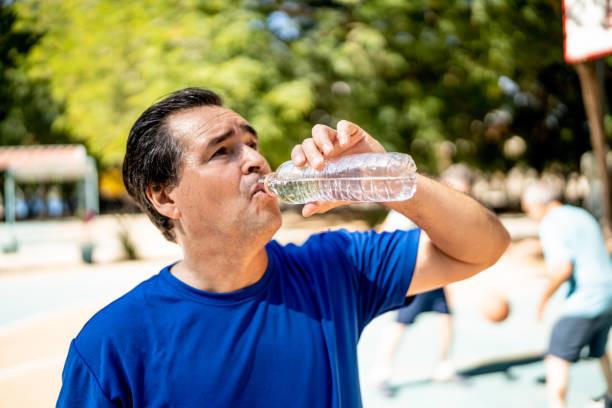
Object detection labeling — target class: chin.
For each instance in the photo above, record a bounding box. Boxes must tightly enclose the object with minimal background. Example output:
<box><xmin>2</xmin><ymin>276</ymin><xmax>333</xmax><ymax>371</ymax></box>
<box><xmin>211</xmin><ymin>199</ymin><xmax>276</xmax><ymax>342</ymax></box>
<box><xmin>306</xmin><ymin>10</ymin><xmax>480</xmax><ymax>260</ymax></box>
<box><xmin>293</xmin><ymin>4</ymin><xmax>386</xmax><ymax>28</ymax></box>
<box><xmin>261</xmin><ymin>210</ymin><xmax>282</xmax><ymax>234</ymax></box>
<box><xmin>244</xmin><ymin>202</ymin><xmax>280</xmax><ymax>230</ymax></box>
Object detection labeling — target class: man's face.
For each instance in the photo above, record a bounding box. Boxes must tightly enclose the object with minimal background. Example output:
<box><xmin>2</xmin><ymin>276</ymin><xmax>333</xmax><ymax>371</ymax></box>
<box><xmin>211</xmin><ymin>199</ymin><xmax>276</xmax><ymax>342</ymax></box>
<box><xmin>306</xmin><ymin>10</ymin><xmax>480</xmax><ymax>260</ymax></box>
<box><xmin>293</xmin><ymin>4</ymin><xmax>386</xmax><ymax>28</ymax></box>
<box><xmin>167</xmin><ymin>106</ymin><xmax>281</xmax><ymax>244</ymax></box>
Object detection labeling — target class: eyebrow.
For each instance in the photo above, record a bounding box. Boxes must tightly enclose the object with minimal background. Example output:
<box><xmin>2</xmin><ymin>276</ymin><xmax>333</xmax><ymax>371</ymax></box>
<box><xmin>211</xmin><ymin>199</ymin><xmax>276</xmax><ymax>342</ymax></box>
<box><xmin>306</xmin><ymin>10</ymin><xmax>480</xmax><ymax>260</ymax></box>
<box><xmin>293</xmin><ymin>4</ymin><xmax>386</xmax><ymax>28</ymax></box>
<box><xmin>206</xmin><ymin>124</ymin><xmax>258</xmax><ymax>148</ymax></box>
<box><xmin>241</xmin><ymin>124</ymin><xmax>258</xmax><ymax>138</ymax></box>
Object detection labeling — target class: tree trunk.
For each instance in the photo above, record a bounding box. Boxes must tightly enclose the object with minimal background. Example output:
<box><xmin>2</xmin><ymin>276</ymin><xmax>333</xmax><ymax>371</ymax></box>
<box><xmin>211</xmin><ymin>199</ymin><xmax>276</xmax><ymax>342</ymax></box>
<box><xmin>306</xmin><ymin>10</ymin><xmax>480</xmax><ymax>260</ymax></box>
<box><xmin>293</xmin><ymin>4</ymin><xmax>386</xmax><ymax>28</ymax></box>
<box><xmin>575</xmin><ymin>60</ymin><xmax>611</xmax><ymax>238</ymax></box>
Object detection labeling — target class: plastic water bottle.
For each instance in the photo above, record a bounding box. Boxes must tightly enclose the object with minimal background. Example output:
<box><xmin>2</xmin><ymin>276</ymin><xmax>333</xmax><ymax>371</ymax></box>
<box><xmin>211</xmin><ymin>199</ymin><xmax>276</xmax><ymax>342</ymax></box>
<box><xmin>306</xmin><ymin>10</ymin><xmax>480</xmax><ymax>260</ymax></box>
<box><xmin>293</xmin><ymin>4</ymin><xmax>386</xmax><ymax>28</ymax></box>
<box><xmin>260</xmin><ymin>152</ymin><xmax>417</xmax><ymax>204</ymax></box>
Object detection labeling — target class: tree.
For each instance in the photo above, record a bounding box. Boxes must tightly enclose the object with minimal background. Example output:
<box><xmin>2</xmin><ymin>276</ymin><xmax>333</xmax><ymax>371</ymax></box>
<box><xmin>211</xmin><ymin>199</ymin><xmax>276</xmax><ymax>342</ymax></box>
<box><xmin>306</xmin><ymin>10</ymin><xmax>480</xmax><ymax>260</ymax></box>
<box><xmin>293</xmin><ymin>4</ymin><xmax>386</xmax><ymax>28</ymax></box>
<box><xmin>0</xmin><ymin>0</ymin><xmax>71</xmax><ymax>146</ymax></box>
<box><xmin>13</xmin><ymin>0</ymin><xmax>608</xmax><ymax>176</ymax></box>
<box><xmin>251</xmin><ymin>0</ymin><xmax>594</xmax><ymax>173</ymax></box>
<box><xmin>15</xmin><ymin>0</ymin><xmax>316</xmax><ymax>167</ymax></box>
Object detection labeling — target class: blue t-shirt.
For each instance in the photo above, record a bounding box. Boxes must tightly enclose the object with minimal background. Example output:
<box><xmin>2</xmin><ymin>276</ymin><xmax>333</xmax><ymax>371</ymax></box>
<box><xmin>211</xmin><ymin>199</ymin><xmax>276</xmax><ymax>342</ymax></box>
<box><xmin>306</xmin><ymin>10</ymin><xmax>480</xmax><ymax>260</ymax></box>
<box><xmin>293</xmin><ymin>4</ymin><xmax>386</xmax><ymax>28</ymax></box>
<box><xmin>57</xmin><ymin>228</ymin><xmax>420</xmax><ymax>407</ymax></box>
<box><xmin>540</xmin><ymin>205</ymin><xmax>612</xmax><ymax>318</ymax></box>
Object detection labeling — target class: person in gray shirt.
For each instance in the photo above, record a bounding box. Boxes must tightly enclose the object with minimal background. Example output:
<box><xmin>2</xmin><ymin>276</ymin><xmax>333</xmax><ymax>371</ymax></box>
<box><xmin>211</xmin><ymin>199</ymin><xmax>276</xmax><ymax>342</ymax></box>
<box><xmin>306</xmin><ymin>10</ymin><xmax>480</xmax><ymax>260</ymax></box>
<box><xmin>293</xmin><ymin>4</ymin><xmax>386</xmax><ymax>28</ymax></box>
<box><xmin>522</xmin><ymin>181</ymin><xmax>612</xmax><ymax>408</ymax></box>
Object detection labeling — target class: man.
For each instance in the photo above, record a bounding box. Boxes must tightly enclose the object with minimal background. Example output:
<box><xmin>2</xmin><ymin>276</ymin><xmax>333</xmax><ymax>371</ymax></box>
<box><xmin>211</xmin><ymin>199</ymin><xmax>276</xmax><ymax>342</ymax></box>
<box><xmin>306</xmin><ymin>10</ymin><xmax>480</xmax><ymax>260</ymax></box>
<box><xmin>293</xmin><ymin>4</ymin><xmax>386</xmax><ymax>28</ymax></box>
<box><xmin>57</xmin><ymin>87</ymin><xmax>510</xmax><ymax>407</ymax></box>
<box><xmin>522</xmin><ymin>181</ymin><xmax>612</xmax><ymax>408</ymax></box>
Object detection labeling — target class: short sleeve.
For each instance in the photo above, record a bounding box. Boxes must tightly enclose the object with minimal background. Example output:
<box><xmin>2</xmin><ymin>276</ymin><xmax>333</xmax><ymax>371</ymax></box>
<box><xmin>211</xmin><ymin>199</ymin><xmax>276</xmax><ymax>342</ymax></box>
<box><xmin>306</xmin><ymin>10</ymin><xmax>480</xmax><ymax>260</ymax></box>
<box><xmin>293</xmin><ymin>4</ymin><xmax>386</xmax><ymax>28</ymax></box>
<box><xmin>540</xmin><ymin>222</ymin><xmax>572</xmax><ymax>270</ymax></box>
<box><xmin>57</xmin><ymin>340</ymin><xmax>116</xmax><ymax>408</ymax></box>
<box><xmin>341</xmin><ymin>229</ymin><xmax>421</xmax><ymax>330</ymax></box>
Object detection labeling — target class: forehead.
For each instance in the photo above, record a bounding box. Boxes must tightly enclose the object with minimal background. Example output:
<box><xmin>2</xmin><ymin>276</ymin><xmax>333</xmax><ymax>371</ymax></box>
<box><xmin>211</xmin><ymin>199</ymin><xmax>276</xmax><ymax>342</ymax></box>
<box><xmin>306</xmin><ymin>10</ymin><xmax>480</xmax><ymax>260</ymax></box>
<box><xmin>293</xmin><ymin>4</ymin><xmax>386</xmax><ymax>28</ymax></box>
<box><xmin>167</xmin><ymin>106</ymin><xmax>249</xmax><ymax>141</ymax></box>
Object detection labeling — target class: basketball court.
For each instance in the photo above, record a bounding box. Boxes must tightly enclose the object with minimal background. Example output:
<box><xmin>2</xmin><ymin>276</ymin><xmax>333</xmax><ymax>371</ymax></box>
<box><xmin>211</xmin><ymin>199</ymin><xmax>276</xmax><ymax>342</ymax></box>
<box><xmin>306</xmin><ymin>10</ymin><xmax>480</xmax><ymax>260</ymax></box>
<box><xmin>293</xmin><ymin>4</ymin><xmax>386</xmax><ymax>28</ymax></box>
<box><xmin>0</xmin><ymin>213</ymin><xmax>608</xmax><ymax>407</ymax></box>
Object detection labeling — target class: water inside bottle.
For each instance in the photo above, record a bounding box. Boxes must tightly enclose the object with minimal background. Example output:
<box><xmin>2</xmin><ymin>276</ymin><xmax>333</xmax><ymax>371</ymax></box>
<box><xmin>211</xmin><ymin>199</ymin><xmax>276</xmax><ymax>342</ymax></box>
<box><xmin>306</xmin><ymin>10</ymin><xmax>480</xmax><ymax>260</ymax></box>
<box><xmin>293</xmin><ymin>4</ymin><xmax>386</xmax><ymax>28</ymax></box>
<box><xmin>260</xmin><ymin>152</ymin><xmax>417</xmax><ymax>204</ymax></box>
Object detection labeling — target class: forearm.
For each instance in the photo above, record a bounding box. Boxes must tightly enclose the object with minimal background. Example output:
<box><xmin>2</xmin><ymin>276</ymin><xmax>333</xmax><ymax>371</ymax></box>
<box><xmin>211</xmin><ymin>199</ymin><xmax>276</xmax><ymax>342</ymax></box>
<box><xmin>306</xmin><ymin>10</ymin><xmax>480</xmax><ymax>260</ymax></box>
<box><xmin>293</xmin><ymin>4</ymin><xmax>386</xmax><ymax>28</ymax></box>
<box><xmin>539</xmin><ymin>266</ymin><xmax>572</xmax><ymax>305</ymax></box>
<box><xmin>386</xmin><ymin>174</ymin><xmax>510</xmax><ymax>267</ymax></box>
<box><xmin>540</xmin><ymin>282</ymin><xmax>560</xmax><ymax>306</ymax></box>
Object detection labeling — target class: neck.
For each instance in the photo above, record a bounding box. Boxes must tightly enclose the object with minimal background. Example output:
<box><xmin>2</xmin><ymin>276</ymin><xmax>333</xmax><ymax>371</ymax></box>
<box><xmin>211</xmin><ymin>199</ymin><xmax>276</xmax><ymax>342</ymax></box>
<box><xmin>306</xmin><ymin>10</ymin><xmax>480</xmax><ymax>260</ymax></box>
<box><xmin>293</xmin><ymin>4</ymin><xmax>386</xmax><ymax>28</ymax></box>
<box><xmin>543</xmin><ymin>200</ymin><xmax>562</xmax><ymax>216</ymax></box>
<box><xmin>171</xmin><ymin>235</ymin><xmax>269</xmax><ymax>293</ymax></box>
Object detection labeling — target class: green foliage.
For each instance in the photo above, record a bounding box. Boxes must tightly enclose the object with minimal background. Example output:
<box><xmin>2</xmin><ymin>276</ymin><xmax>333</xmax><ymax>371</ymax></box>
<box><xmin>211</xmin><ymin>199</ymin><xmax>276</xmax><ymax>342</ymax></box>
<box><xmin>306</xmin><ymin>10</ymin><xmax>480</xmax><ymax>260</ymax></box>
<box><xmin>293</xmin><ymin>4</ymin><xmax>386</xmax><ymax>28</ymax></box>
<box><xmin>6</xmin><ymin>0</ymin><xmax>603</xmax><ymax>173</ymax></box>
<box><xmin>273</xmin><ymin>0</ymin><xmax>590</xmax><ymax>172</ymax></box>
<box><xmin>13</xmin><ymin>0</ymin><xmax>312</xmax><ymax>167</ymax></box>
<box><xmin>0</xmin><ymin>1</ymin><xmax>71</xmax><ymax>147</ymax></box>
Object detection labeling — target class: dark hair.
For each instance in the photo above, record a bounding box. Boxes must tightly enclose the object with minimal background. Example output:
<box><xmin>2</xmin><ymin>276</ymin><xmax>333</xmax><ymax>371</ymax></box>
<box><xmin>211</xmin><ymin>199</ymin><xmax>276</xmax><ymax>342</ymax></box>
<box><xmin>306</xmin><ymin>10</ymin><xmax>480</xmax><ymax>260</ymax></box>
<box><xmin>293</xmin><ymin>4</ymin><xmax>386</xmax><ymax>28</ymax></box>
<box><xmin>122</xmin><ymin>88</ymin><xmax>223</xmax><ymax>242</ymax></box>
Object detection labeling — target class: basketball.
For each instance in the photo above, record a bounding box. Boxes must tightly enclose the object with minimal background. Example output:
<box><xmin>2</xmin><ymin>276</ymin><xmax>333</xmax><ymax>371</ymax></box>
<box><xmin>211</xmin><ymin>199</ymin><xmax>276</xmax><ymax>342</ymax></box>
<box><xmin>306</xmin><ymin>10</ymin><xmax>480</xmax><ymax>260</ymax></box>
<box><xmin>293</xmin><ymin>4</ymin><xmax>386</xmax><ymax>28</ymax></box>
<box><xmin>480</xmin><ymin>292</ymin><xmax>510</xmax><ymax>323</ymax></box>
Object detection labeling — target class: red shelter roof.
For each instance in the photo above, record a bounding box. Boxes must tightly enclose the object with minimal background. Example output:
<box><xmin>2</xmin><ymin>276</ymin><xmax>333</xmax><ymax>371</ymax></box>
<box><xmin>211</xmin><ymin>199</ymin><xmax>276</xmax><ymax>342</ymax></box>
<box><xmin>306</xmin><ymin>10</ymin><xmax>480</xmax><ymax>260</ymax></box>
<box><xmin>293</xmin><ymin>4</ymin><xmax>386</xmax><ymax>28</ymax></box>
<box><xmin>0</xmin><ymin>145</ymin><xmax>91</xmax><ymax>181</ymax></box>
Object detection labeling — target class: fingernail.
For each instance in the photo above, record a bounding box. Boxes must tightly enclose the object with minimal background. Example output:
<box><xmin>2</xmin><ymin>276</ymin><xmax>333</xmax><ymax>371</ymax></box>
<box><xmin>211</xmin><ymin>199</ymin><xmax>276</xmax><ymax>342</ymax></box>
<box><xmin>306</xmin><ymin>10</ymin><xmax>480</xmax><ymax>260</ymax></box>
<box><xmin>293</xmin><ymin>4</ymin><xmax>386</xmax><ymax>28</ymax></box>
<box><xmin>346</xmin><ymin>122</ymin><xmax>357</xmax><ymax>135</ymax></box>
<box><xmin>324</xmin><ymin>143</ymin><xmax>333</xmax><ymax>154</ymax></box>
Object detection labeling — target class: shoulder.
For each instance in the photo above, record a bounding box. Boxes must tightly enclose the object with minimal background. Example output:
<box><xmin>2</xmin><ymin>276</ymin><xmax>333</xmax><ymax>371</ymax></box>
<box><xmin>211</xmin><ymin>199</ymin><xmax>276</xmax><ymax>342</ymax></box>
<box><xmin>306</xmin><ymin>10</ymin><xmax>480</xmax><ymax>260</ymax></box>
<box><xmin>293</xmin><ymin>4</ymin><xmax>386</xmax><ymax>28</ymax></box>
<box><xmin>279</xmin><ymin>229</ymin><xmax>382</xmax><ymax>255</ymax></box>
<box><xmin>303</xmin><ymin>228</ymin><xmax>420</xmax><ymax>248</ymax></box>
<box><xmin>541</xmin><ymin>206</ymin><xmax>569</xmax><ymax>232</ymax></box>
<box><xmin>276</xmin><ymin>229</ymin><xmax>354</xmax><ymax>255</ymax></box>
<box><xmin>269</xmin><ymin>229</ymin><xmax>373</xmax><ymax>267</ymax></box>
<box><xmin>566</xmin><ymin>205</ymin><xmax>598</xmax><ymax>225</ymax></box>
<box><xmin>553</xmin><ymin>205</ymin><xmax>592</xmax><ymax>221</ymax></box>
<box><xmin>73</xmin><ymin>275</ymin><xmax>159</xmax><ymax>356</ymax></box>
<box><xmin>61</xmin><ymin>274</ymin><xmax>161</xmax><ymax>406</ymax></box>
<box><xmin>543</xmin><ymin>205</ymin><xmax>595</xmax><ymax>233</ymax></box>
<box><xmin>275</xmin><ymin>228</ymin><xmax>420</xmax><ymax>262</ymax></box>
<box><xmin>268</xmin><ymin>230</ymin><xmax>354</xmax><ymax>272</ymax></box>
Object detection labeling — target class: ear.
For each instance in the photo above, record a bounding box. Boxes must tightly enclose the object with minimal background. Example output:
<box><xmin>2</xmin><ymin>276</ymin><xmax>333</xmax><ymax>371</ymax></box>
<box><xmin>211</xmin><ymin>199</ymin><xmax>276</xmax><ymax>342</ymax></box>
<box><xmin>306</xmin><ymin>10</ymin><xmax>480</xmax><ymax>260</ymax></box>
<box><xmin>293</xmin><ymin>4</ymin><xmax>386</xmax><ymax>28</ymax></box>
<box><xmin>146</xmin><ymin>184</ymin><xmax>180</xmax><ymax>220</ymax></box>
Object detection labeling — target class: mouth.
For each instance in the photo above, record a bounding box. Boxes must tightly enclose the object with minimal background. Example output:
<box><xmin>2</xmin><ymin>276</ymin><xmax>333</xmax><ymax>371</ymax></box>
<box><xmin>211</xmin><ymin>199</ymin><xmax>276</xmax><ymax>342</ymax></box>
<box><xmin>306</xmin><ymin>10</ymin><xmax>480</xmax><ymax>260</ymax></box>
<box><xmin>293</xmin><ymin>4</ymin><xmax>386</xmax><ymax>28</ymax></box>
<box><xmin>250</xmin><ymin>181</ymin><xmax>268</xmax><ymax>198</ymax></box>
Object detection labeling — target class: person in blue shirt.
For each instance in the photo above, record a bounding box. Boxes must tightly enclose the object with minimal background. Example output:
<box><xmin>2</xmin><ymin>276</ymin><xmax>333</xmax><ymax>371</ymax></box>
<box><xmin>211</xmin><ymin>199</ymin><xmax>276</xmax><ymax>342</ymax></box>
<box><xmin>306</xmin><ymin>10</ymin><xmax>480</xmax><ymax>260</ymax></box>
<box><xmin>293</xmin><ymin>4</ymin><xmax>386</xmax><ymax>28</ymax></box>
<box><xmin>57</xmin><ymin>87</ymin><xmax>510</xmax><ymax>407</ymax></box>
<box><xmin>522</xmin><ymin>181</ymin><xmax>612</xmax><ymax>408</ymax></box>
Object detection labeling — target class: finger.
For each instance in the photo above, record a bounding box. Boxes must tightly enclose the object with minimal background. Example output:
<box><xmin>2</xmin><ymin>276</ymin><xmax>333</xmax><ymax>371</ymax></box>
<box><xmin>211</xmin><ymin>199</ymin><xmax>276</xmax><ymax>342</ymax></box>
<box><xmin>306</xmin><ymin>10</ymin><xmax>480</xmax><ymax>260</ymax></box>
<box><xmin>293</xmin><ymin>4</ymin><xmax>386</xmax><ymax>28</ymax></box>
<box><xmin>302</xmin><ymin>203</ymin><xmax>318</xmax><ymax>217</ymax></box>
<box><xmin>291</xmin><ymin>145</ymin><xmax>306</xmax><ymax>167</ymax></box>
<box><xmin>336</xmin><ymin>119</ymin><xmax>367</xmax><ymax>148</ymax></box>
<box><xmin>302</xmin><ymin>202</ymin><xmax>334</xmax><ymax>217</ymax></box>
<box><xmin>302</xmin><ymin>201</ymin><xmax>350</xmax><ymax>217</ymax></box>
<box><xmin>302</xmin><ymin>138</ymin><xmax>325</xmax><ymax>170</ymax></box>
<box><xmin>312</xmin><ymin>124</ymin><xmax>337</xmax><ymax>157</ymax></box>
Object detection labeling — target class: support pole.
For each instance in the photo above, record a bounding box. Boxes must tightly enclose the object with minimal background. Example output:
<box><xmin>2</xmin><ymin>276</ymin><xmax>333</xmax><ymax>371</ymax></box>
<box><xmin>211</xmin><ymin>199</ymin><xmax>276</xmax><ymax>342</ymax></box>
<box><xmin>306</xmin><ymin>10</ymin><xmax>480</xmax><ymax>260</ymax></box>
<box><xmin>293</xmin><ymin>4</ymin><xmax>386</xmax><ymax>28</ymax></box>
<box><xmin>575</xmin><ymin>61</ymin><xmax>611</xmax><ymax>238</ymax></box>
<box><xmin>3</xmin><ymin>170</ymin><xmax>18</xmax><ymax>253</ymax></box>
<box><xmin>84</xmin><ymin>156</ymin><xmax>99</xmax><ymax>214</ymax></box>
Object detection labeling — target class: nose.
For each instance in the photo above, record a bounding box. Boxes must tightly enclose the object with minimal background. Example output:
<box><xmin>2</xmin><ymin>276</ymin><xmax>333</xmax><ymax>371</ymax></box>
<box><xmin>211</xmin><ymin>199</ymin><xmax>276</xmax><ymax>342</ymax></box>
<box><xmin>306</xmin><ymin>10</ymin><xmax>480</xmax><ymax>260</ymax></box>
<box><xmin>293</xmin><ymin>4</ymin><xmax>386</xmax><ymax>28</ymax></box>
<box><xmin>241</xmin><ymin>145</ymin><xmax>269</xmax><ymax>175</ymax></box>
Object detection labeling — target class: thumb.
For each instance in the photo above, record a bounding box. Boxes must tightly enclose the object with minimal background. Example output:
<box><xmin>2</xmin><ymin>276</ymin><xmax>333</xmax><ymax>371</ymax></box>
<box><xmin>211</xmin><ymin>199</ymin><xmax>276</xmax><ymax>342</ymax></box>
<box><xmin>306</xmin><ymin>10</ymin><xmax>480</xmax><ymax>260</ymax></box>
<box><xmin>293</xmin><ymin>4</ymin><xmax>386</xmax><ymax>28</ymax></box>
<box><xmin>302</xmin><ymin>201</ymin><xmax>347</xmax><ymax>217</ymax></box>
<box><xmin>302</xmin><ymin>203</ymin><xmax>319</xmax><ymax>217</ymax></box>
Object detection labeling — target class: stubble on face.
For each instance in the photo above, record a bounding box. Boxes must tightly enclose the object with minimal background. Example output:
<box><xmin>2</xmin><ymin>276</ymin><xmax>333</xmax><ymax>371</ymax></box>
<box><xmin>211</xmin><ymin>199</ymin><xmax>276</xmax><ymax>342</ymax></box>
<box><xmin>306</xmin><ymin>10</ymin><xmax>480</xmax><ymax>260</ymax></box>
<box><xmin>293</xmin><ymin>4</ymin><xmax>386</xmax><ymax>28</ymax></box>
<box><xmin>166</xmin><ymin>106</ymin><xmax>282</xmax><ymax>245</ymax></box>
